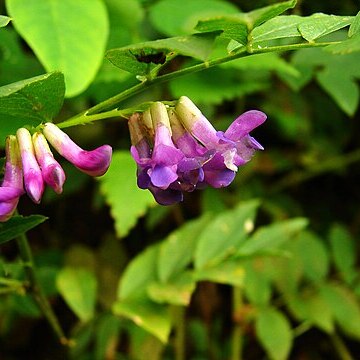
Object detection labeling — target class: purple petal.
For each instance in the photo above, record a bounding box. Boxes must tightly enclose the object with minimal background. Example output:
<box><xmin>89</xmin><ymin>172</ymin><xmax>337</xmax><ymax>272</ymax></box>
<box><xmin>0</xmin><ymin>187</ymin><xmax>23</xmax><ymax>201</ymax></box>
<box><xmin>149</xmin><ymin>186</ymin><xmax>183</xmax><ymax>205</ymax></box>
<box><xmin>0</xmin><ymin>198</ymin><xmax>19</xmax><ymax>222</ymax></box>
<box><xmin>224</xmin><ymin>110</ymin><xmax>267</xmax><ymax>141</ymax></box>
<box><xmin>149</xmin><ymin>164</ymin><xmax>178</xmax><ymax>189</ymax></box>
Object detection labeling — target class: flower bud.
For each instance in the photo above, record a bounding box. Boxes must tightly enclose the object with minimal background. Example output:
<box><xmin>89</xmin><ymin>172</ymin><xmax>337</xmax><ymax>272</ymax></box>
<box><xmin>16</xmin><ymin>128</ymin><xmax>44</xmax><ymax>204</ymax></box>
<box><xmin>43</xmin><ymin>123</ymin><xmax>112</xmax><ymax>177</ymax></box>
<box><xmin>33</xmin><ymin>132</ymin><xmax>66</xmax><ymax>194</ymax></box>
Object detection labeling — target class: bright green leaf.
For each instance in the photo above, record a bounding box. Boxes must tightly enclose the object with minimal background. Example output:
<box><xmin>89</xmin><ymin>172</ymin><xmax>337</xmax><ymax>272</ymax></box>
<box><xmin>328</xmin><ymin>224</ymin><xmax>356</xmax><ymax>282</ymax></box>
<box><xmin>56</xmin><ymin>267</ymin><xmax>97</xmax><ymax>322</ymax></box>
<box><xmin>0</xmin><ymin>15</ymin><xmax>11</xmax><ymax>27</ymax></box>
<box><xmin>193</xmin><ymin>259</ymin><xmax>245</xmax><ymax>287</ymax></box>
<box><xmin>326</xmin><ymin>33</ymin><xmax>360</xmax><ymax>54</ymax></box>
<box><xmin>349</xmin><ymin>10</ymin><xmax>360</xmax><ymax>37</ymax></box>
<box><xmin>320</xmin><ymin>283</ymin><xmax>360</xmax><ymax>339</ymax></box>
<box><xmin>298</xmin><ymin>14</ymin><xmax>353</xmax><ymax>42</ymax></box>
<box><xmin>99</xmin><ymin>151</ymin><xmax>155</xmax><ymax>238</ymax></box>
<box><xmin>158</xmin><ymin>214</ymin><xmax>212</xmax><ymax>283</ymax></box>
<box><xmin>255</xmin><ymin>307</ymin><xmax>293</xmax><ymax>360</ymax></box>
<box><xmin>118</xmin><ymin>244</ymin><xmax>159</xmax><ymax>300</ymax></box>
<box><xmin>112</xmin><ymin>298</ymin><xmax>171</xmax><ymax>343</ymax></box>
<box><xmin>7</xmin><ymin>0</ymin><xmax>109</xmax><ymax>97</ymax></box>
<box><xmin>0</xmin><ymin>72</ymin><xmax>65</xmax><ymax>140</ymax></box>
<box><xmin>195</xmin><ymin>200</ymin><xmax>259</xmax><ymax>269</ymax></box>
<box><xmin>149</xmin><ymin>0</ymin><xmax>238</xmax><ymax>37</ymax></box>
<box><xmin>106</xmin><ymin>32</ymin><xmax>220</xmax><ymax>75</ymax></box>
<box><xmin>147</xmin><ymin>272</ymin><xmax>196</xmax><ymax>306</ymax></box>
<box><xmin>237</xmin><ymin>218</ymin><xmax>308</xmax><ymax>256</ymax></box>
<box><xmin>0</xmin><ymin>215</ymin><xmax>47</xmax><ymax>245</ymax></box>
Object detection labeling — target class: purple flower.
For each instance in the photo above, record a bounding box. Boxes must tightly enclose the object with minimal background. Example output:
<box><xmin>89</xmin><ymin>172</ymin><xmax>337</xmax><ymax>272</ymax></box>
<box><xmin>33</xmin><ymin>132</ymin><xmax>66</xmax><ymax>194</ymax></box>
<box><xmin>0</xmin><ymin>135</ymin><xmax>24</xmax><ymax>222</ymax></box>
<box><xmin>43</xmin><ymin>123</ymin><xmax>112</xmax><ymax>177</ymax></box>
<box><xmin>17</xmin><ymin>128</ymin><xmax>44</xmax><ymax>204</ymax></box>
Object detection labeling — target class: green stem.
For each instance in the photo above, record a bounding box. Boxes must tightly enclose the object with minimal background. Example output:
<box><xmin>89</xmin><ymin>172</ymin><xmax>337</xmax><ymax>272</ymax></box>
<box><xmin>330</xmin><ymin>334</ymin><xmax>354</xmax><ymax>360</ymax></box>
<box><xmin>231</xmin><ymin>286</ymin><xmax>244</xmax><ymax>360</ymax></box>
<box><xmin>16</xmin><ymin>231</ymin><xmax>69</xmax><ymax>345</ymax></box>
<box><xmin>173</xmin><ymin>306</ymin><xmax>186</xmax><ymax>360</ymax></box>
<box><xmin>56</xmin><ymin>40</ymin><xmax>338</xmax><ymax>130</ymax></box>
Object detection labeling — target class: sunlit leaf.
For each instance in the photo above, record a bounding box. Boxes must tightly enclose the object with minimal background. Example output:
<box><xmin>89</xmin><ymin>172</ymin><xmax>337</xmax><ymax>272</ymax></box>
<box><xmin>56</xmin><ymin>267</ymin><xmax>97</xmax><ymax>322</ymax></box>
<box><xmin>325</xmin><ymin>33</ymin><xmax>360</xmax><ymax>54</ymax></box>
<box><xmin>99</xmin><ymin>151</ymin><xmax>156</xmax><ymax>238</ymax></box>
<box><xmin>7</xmin><ymin>0</ymin><xmax>109</xmax><ymax>97</ymax></box>
<box><xmin>118</xmin><ymin>244</ymin><xmax>159</xmax><ymax>300</ymax></box>
<box><xmin>158</xmin><ymin>214</ymin><xmax>212</xmax><ymax>283</ymax></box>
<box><xmin>0</xmin><ymin>215</ymin><xmax>47</xmax><ymax>245</ymax></box>
<box><xmin>255</xmin><ymin>307</ymin><xmax>293</xmax><ymax>360</ymax></box>
<box><xmin>0</xmin><ymin>15</ymin><xmax>11</xmax><ymax>27</ymax></box>
<box><xmin>349</xmin><ymin>10</ymin><xmax>360</xmax><ymax>37</ymax></box>
<box><xmin>195</xmin><ymin>200</ymin><xmax>259</xmax><ymax>269</ymax></box>
<box><xmin>0</xmin><ymin>72</ymin><xmax>65</xmax><ymax>140</ymax></box>
<box><xmin>112</xmin><ymin>298</ymin><xmax>171</xmax><ymax>343</ymax></box>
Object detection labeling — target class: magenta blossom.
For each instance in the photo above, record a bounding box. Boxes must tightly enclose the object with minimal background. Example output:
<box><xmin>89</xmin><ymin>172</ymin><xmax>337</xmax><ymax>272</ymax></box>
<box><xmin>33</xmin><ymin>132</ymin><xmax>66</xmax><ymax>194</ymax></box>
<box><xmin>16</xmin><ymin>128</ymin><xmax>44</xmax><ymax>204</ymax></box>
<box><xmin>0</xmin><ymin>135</ymin><xmax>24</xmax><ymax>221</ymax></box>
<box><xmin>43</xmin><ymin>123</ymin><xmax>112</xmax><ymax>177</ymax></box>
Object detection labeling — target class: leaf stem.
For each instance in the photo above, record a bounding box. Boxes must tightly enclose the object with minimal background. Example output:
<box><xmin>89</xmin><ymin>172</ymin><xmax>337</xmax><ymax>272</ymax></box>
<box><xmin>330</xmin><ymin>333</ymin><xmax>354</xmax><ymax>360</ymax></box>
<box><xmin>15</xmin><ymin>230</ymin><xmax>70</xmax><ymax>345</ymax></box>
<box><xmin>56</xmin><ymin>40</ymin><xmax>339</xmax><ymax>129</ymax></box>
<box><xmin>231</xmin><ymin>286</ymin><xmax>244</xmax><ymax>360</ymax></box>
<box><xmin>173</xmin><ymin>306</ymin><xmax>186</xmax><ymax>360</ymax></box>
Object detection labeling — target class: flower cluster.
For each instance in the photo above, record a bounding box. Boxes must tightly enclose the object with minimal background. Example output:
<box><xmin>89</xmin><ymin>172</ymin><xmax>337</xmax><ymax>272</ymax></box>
<box><xmin>129</xmin><ymin>97</ymin><xmax>266</xmax><ymax>205</ymax></box>
<box><xmin>0</xmin><ymin>123</ymin><xmax>112</xmax><ymax>222</ymax></box>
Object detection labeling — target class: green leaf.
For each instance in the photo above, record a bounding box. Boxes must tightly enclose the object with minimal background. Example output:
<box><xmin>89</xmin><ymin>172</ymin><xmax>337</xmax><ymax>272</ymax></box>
<box><xmin>106</xmin><ymin>32</ymin><xmax>220</xmax><ymax>75</ymax></box>
<box><xmin>95</xmin><ymin>314</ymin><xmax>121</xmax><ymax>360</ymax></box>
<box><xmin>0</xmin><ymin>15</ymin><xmax>11</xmax><ymax>27</ymax></box>
<box><xmin>295</xmin><ymin>231</ymin><xmax>329</xmax><ymax>283</ymax></box>
<box><xmin>158</xmin><ymin>214</ymin><xmax>212</xmax><ymax>283</ymax></box>
<box><xmin>195</xmin><ymin>200</ymin><xmax>259</xmax><ymax>269</ymax></box>
<box><xmin>149</xmin><ymin>0</ymin><xmax>238</xmax><ymax>37</ymax></box>
<box><xmin>0</xmin><ymin>72</ymin><xmax>65</xmax><ymax>140</ymax></box>
<box><xmin>170</xmin><ymin>66</ymin><xmax>268</xmax><ymax>105</ymax></box>
<box><xmin>298</xmin><ymin>14</ymin><xmax>353</xmax><ymax>42</ymax></box>
<box><xmin>328</xmin><ymin>224</ymin><xmax>356</xmax><ymax>282</ymax></box>
<box><xmin>56</xmin><ymin>267</ymin><xmax>97</xmax><ymax>322</ymax></box>
<box><xmin>255</xmin><ymin>307</ymin><xmax>293</xmax><ymax>360</ymax></box>
<box><xmin>237</xmin><ymin>218</ymin><xmax>308</xmax><ymax>256</ymax></box>
<box><xmin>349</xmin><ymin>10</ymin><xmax>360</xmax><ymax>37</ymax></box>
<box><xmin>193</xmin><ymin>259</ymin><xmax>245</xmax><ymax>287</ymax></box>
<box><xmin>147</xmin><ymin>272</ymin><xmax>196</xmax><ymax>306</ymax></box>
<box><xmin>98</xmin><ymin>151</ymin><xmax>155</xmax><ymax>238</ymax></box>
<box><xmin>0</xmin><ymin>215</ymin><xmax>47</xmax><ymax>245</ymax></box>
<box><xmin>320</xmin><ymin>283</ymin><xmax>360</xmax><ymax>339</ymax></box>
<box><xmin>112</xmin><ymin>298</ymin><xmax>171</xmax><ymax>343</ymax></box>
<box><xmin>118</xmin><ymin>244</ymin><xmax>159</xmax><ymax>300</ymax></box>
<box><xmin>326</xmin><ymin>33</ymin><xmax>360</xmax><ymax>54</ymax></box>
<box><xmin>6</xmin><ymin>0</ymin><xmax>109</xmax><ymax>97</ymax></box>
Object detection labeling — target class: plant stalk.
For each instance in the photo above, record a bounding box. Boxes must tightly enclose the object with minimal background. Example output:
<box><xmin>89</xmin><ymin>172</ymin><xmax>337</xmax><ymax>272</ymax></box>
<box><xmin>231</xmin><ymin>286</ymin><xmax>244</xmax><ymax>360</ymax></box>
<box><xmin>16</xmin><ymin>231</ymin><xmax>69</xmax><ymax>345</ymax></box>
<box><xmin>173</xmin><ymin>306</ymin><xmax>186</xmax><ymax>360</ymax></box>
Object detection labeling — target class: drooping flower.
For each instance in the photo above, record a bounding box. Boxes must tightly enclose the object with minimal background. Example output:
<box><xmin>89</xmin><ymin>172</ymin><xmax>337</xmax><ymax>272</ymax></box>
<box><xmin>43</xmin><ymin>122</ymin><xmax>112</xmax><ymax>177</ymax></box>
<box><xmin>0</xmin><ymin>135</ymin><xmax>24</xmax><ymax>222</ymax></box>
<box><xmin>32</xmin><ymin>132</ymin><xmax>66</xmax><ymax>194</ymax></box>
<box><xmin>16</xmin><ymin>128</ymin><xmax>44</xmax><ymax>204</ymax></box>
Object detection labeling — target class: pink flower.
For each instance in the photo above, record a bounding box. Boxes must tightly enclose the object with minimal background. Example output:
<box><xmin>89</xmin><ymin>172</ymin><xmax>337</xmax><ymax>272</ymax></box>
<box><xmin>43</xmin><ymin>123</ymin><xmax>112</xmax><ymax>177</ymax></box>
<box><xmin>33</xmin><ymin>132</ymin><xmax>66</xmax><ymax>194</ymax></box>
<box><xmin>16</xmin><ymin>128</ymin><xmax>44</xmax><ymax>204</ymax></box>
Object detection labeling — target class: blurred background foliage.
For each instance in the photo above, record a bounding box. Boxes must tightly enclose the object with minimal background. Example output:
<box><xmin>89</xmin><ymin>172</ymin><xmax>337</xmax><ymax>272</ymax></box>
<box><xmin>1</xmin><ymin>0</ymin><xmax>360</xmax><ymax>359</ymax></box>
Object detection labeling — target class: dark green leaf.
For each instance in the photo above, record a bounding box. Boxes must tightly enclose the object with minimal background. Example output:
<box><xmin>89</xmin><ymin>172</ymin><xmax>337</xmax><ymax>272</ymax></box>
<box><xmin>56</xmin><ymin>267</ymin><xmax>97</xmax><ymax>322</ymax></box>
<box><xmin>158</xmin><ymin>214</ymin><xmax>212</xmax><ymax>283</ymax></box>
<box><xmin>149</xmin><ymin>0</ymin><xmax>238</xmax><ymax>37</ymax></box>
<box><xmin>0</xmin><ymin>215</ymin><xmax>47</xmax><ymax>245</ymax></box>
<box><xmin>118</xmin><ymin>244</ymin><xmax>160</xmax><ymax>300</ymax></box>
<box><xmin>0</xmin><ymin>15</ymin><xmax>11</xmax><ymax>27</ymax></box>
<box><xmin>7</xmin><ymin>0</ymin><xmax>109</xmax><ymax>97</ymax></box>
<box><xmin>255</xmin><ymin>307</ymin><xmax>293</xmax><ymax>360</ymax></box>
<box><xmin>112</xmin><ymin>298</ymin><xmax>171</xmax><ymax>343</ymax></box>
<box><xmin>195</xmin><ymin>200</ymin><xmax>259</xmax><ymax>269</ymax></box>
<box><xmin>106</xmin><ymin>32</ymin><xmax>220</xmax><ymax>75</ymax></box>
<box><xmin>0</xmin><ymin>72</ymin><xmax>65</xmax><ymax>139</ymax></box>
<box><xmin>237</xmin><ymin>218</ymin><xmax>308</xmax><ymax>256</ymax></box>
<box><xmin>98</xmin><ymin>151</ymin><xmax>155</xmax><ymax>238</ymax></box>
